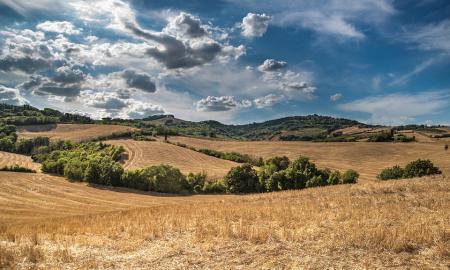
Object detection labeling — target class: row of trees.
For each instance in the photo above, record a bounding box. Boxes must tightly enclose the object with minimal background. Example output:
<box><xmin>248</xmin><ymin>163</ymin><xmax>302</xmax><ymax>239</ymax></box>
<box><xmin>225</xmin><ymin>156</ymin><xmax>359</xmax><ymax>193</ymax></box>
<box><xmin>378</xmin><ymin>159</ymin><xmax>441</xmax><ymax>180</ymax></box>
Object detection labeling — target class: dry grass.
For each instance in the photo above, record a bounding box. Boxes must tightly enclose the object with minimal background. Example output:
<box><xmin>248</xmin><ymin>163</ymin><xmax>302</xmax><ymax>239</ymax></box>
<box><xmin>106</xmin><ymin>139</ymin><xmax>238</xmax><ymax>179</ymax></box>
<box><xmin>169</xmin><ymin>136</ymin><xmax>450</xmax><ymax>181</ymax></box>
<box><xmin>0</xmin><ymin>151</ymin><xmax>41</xmax><ymax>172</ymax></box>
<box><xmin>17</xmin><ymin>124</ymin><xmax>137</xmax><ymax>142</ymax></box>
<box><xmin>0</xmin><ymin>172</ymin><xmax>448</xmax><ymax>269</ymax></box>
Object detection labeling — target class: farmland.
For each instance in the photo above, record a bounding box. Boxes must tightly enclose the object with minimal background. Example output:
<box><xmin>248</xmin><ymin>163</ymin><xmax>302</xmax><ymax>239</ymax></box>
<box><xmin>17</xmin><ymin>124</ymin><xmax>136</xmax><ymax>142</ymax></box>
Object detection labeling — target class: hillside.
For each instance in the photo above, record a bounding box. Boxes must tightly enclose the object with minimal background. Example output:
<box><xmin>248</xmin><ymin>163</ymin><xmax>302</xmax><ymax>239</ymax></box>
<box><xmin>17</xmin><ymin>124</ymin><xmax>137</xmax><ymax>142</ymax></box>
<box><xmin>169</xmin><ymin>136</ymin><xmax>450</xmax><ymax>181</ymax></box>
<box><xmin>0</xmin><ymin>171</ymin><xmax>448</xmax><ymax>268</ymax></box>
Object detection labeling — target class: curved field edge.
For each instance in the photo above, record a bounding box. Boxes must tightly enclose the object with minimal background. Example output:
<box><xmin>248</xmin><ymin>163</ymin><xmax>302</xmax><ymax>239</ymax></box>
<box><xmin>0</xmin><ymin>172</ymin><xmax>448</xmax><ymax>269</ymax></box>
<box><xmin>106</xmin><ymin>139</ymin><xmax>239</xmax><ymax>179</ymax></box>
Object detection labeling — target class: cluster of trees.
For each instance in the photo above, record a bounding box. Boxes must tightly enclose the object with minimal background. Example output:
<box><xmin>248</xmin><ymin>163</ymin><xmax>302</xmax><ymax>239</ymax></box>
<box><xmin>378</xmin><ymin>159</ymin><xmax>441</xmax><ymax>180</ymax></box>
<box><xmin>0</xmin><ymin>104</ymin><xmax>93</xmax><ymax>125</ymax></box>
<box><xmin>40</xmin><ymin>142</ymin><xmax>125</xmax><ymax>186</ymax></box>
<box><xmin>225</xmin><ymin>156</ymin><xmax>359</xmax><ymax>193</ymax></box>
<box><xmin>197</xmin><ymin>148</ymin><xmax>263</xmax><ymax>166</ymax></box>
<box><xmin>0</xmin><ymin>124</ymin><xmax>53</xmax><ymax>155</ymax></box>
<box><xmin>368</xmin><ymin>130</ymin><xmax>415</xmax><ymax>142</ymax></box>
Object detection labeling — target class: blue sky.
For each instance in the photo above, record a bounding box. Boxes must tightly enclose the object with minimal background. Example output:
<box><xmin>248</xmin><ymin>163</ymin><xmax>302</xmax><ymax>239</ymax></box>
<box><xmin>0</xmin><ymin>0</ymin><xmax>449</xmax><ymax>125</ymax></box>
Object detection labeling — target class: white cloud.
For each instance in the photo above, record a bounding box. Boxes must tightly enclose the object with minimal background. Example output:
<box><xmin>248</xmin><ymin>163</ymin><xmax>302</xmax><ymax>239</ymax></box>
<box><xmin>330</xmin><ymin>93</ymin><xmax>342</xmax><ymax>101</ymax></box>
<box><xmin>258</xmin><ymin>59</ymin><xmax>287</xmax><ymax>72</ymax></box>
<box><xmin>241</xmin><ymin>13</ymin><xmax>271</xmax><ymax>38</ymax></box>
<box><xmin>254</xmin><ymin>94</ymin><xmax>284</xmax><ymax>108</ymax></box>
<box><xmin>402</xmin><ymin>19</ymin><xmax>450</xmax><ymax>53</ymax></box>
<box><xmin>36</xmin><ymin>21</ymin><xmax>82</xmax><ymax>35</ymax></box>
<box><xmin>338</xmin><ymin>91</ymin><xmax>450</xmax><ymax>124</ymax></box>
<box><xmin>196</xmin><ymin>96</ymin><xmax>251</xmax><ymax>112</ymax></box>
<box><xmin>230</xmin><ymin>0</ymin><xmax>395</xmax><ymax>40</ymax></box>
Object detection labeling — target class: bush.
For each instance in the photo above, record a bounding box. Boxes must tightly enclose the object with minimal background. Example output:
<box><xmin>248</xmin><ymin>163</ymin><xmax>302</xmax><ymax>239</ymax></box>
<box><xmin>341</xmin><ymin>169</ymin><xmax>359</xmax><ymax>184</ymax></box>
<box><xmin>284</xmin><ymin>156</ymin><xmax>318</xmax><ymax>189</ymax></box>
<box><xmin>84</xmin><ymin>156</ymin><xmax>124</xmax><ymax>186</ymax></box>
<box><xmin>327</xmin><ymin>170</ymin><xmax>341</xmax><ymax>185</ymax></box>
<box><xmin>378</xmin><ymin>165</ymin><xmax>404</xmax><ymax>180</ymax></box>
<box><xmin>305</xmin><ymin>175</ymin><xmax>325</xmax><ymax>188</ymax></box>
<box><xmin>403</xmin><ymin>159</ymin><xmax>441</xmax><ymax>178</ymax></box>
<box><xmin>121</xmin><ymin>165</ymin><xmax>188</xmax><ymax>193</ymax></box>
<box><xmin>225</xmin><ymin>164</ymin><xmax>260</xmax><ymax>193</ymax></box>
<box><xmin>0</xmin><ymin>164</ymin><xmax>36</xmax><ymax>173</ymax></box>
<box><xmin>202</xmin><ymin>180</ymin><xmax>227</xmax><ymax>193</ymax></box>
<box><xmin>378</xmin><ymin>159</ymin><xmax>441</xmax><ymax>180</ymax></box>
<box><xmin>368</xmin><ymin>132</ymin><xmax>393</xmax><ymax>142</ymax></box>
<box><xmin>187</xmin><ymin>172</ymin><xmax>207</xmax><ymax>193</ymax></box>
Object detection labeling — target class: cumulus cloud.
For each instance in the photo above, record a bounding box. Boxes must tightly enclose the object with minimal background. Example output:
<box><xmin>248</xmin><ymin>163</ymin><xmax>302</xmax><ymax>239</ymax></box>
<box><xmin>122</xmin><ymin>102</ymin><xmax>165</xmax><ymax>119</ymax></box>
<box><xmin>80</xmin><ymin>91</ymin><xmax>127</xmax><ymax>110</ymax></box>
<box><xmin>36</xmin><ymin>21</ymin><xmax>82</xmax><ymax>35</ymax></box>
<box><xmin>53</xmin><ymin>66</ymin><xmax>86</xmax><ymax>84</ymax></box>
<box><xmin>241</xmin><ymin>13</ymin><xmax>271</xmax><ymax>37</ymax></box>
<box><xmin>196</xmin><ymin>96</ymin><xmax>251</xmax><ymax>112</ymax></box>
<box><xmin>330</xmin><ymin>93</ymin><xmax>342</xmax><ymax>101</ymax></box>
<box><xmin>19</xmin><ymin>74</ymin><xmax>82</xmax><ymax>98</ymax></box>
<box><xmin>338</xmin><ymin>91</ymin><xmax>450</xmax><ymax>124</ymax></box>
<box><xmin>258</xmin><ymin>59</ymin><xmax>287</xmax><ymax>72</ymax></box>
<box><xmin>0</xmin><ymin>85</ymin><xmax>28</xmax><ymax>105</ymax></box>
<box><xmin>163</xmin><ymin>12</ymin><xmax>207</xmax><ymax>38</ymax></box>
<box><xmin>254</xmin><ymin>94</ymin><xmax>283</xmax><ymax>108</ymax></box>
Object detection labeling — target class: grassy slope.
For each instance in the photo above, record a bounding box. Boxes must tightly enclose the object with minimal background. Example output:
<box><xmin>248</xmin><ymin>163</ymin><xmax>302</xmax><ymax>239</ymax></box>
<box><xmin>0</xmin><ymin>171</ymin><xmax>448</xmax><ymax>269</ymax></box>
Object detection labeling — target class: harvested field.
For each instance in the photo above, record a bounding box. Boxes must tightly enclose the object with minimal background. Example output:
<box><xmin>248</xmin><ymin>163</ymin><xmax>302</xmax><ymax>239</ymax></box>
<box><xmin>0</xmin><ymin>151</ymin><xmax>41</xmax><ymax>172</ymax></box>
<box><xmin>0</xmin><ymin>171</ymin><xmax>448</xmax><ymax>269</ymax></box>
<box><xmin>17</xmin><ymin>124</ymin><xmax>137</xmax><ymax>142</ymax></box>
<box><xmin>169</xmin><ymin>136</ymin><xmax>450</xmax><ymax>181</ymax></box>
<box><xmin>106</xmin><ymin>139</ymin><xmax>238</xmax><ymax>179</ymax></box>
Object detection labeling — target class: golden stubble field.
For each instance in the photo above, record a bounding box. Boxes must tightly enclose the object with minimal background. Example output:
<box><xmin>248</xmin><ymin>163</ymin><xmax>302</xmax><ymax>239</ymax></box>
<box><xmin>0</xmin><ymin>132</ymin><xmax>449</xmax><ymax>269</ymax></box>
<box><xmin>0</xmin><ymin>169</ymin><xmax>448</xmax><ymax>269</ymax></box>
<box><xmin>169</xmin><ymin>136</ymin><xmax>450</xmax><ymax>181</ymax></box>
<box><xmin>17</xmin><ymin>124</ymin><xmax>137</xmax><ymax>142</ymax></box>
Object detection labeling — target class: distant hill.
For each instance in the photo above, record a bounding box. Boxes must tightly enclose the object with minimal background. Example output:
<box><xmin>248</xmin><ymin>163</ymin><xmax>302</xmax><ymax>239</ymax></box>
<box><xmin>1</xmin><ymin>103</ymin><xmax>448</xmax><ymax>141</ymax></box>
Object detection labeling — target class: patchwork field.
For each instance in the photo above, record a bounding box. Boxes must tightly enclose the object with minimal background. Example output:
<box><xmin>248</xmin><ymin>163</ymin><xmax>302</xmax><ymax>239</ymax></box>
<box><xmin>169</xmin><ymin>136</ymin><xmax>450</xmax><ymax>181</ymax></box>
<box><xmin>106</xmin><ymin>139</ymin><xmax>238</xmax><ymax>179</ymax></box>
<box><xmin>0</xmin><ymin>171</ymin><xmax>448</xmax><ymax>269</ymax></box>
<box><xmin>17</xmin><ymin>124</ymin><xmax>136</xmax><ymax>142</ymax></box>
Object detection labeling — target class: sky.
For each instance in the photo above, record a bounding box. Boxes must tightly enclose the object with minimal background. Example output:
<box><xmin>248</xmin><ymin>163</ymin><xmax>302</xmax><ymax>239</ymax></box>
<box><xmin>0</xmin><ymin>0</ymin><xmax>449</xmax><ymax>125</ymax></box>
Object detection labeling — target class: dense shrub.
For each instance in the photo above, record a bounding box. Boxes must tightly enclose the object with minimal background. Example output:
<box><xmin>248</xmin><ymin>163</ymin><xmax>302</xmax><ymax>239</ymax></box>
<box><xmin>395</xmin><ymin>135</ymin><xmax>415</xmax><ymax>142</ymax></box>
<box><xmin>121</xmin><ymin>165</ymin><xmax>188</xmax><ymax>193</ymax></box>
<box><xmin>378</xmin><ymin>165</ymin><xmax>404</xmax><ymax>180</ymax></box>
<box><xmin>202</xmin><ymin>180</ymin><xmax>227</xmax><ymax>193</ymax></box>
<box><xmin>225</xmin><ymin>164</ymin><xmax>260</xmax><ymax>193</ymax></box>
<box><xmin>403</xmin><ymin>159</ymin><xmax>441</xmax><ymax>178</ymax></box>
<box><xmin>41</xmin><ymin>142</ymin><xmax>125</xmax><ymax>186</ymax></box>
<box><xmin>283</xmin><ymin>157</ymin><xmax>319</xmax><ymax>189</ymax></box>
<box><xmin>368</xmin><ymin>132</ymin><xmax>393</xmax><ymax>142</ymax></box>
<box><xmin>378</xmin><ymin>159</ymin><xmax>441</xmax><ymax>180</ymax></box>
<box><xmin>341</xmin><ymin>169</ymin><xmax>359</xmax><ymax>184</ymax></box>
<box><xmin>186</xmin><ymin>172</ymin><xmax>207</xmax><ymax>193</ymax></box>
<box><xmin>15</xmin><ymin>137</ymin><xmax>50</xmax><ymax>155</ymax></box>
<box><xmin>0</xmin><ymin>164</ymin><xmax>36</xmax><ymax>173</ymax></box>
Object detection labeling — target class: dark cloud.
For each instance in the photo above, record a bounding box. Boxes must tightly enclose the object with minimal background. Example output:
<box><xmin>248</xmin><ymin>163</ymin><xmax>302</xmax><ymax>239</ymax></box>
<box><xmin>0</xmin><ymin>85</ymin><xmax>27</xmax><ymax>105</ymax></box>
<box><xmin>258</xmin><ymin>59</ymin><xmax>287</xmax><ymax>72</ymax></box>
<box><xmin>0</xmin><ymin>56</ymin><xmax>50</xmax><ymax>73</ymax></box>
<box><xmin>53</xmin><ymin>66</ymin><xmax>86</xmax><ymax>84</ymax></box>
<box><xmin>126</xmin><ymin>23</ymin><xmax>223</xmax><ymax>69</ymax></box>
<box><xmin>122</xmin><ymin>69</ymin><xmax>156</xmax><ymax>93</ymax></box>
<box><xmin>19</xmin><ymin>75</ymin><xmax>81</xmax><ymax>98</ymax></box>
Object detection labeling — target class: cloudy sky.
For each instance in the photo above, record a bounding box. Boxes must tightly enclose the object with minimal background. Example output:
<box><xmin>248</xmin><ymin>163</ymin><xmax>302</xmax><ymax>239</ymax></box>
<box><xmin>0</xmin><ymin>0</ymin><xmax>449</xmax><ymax>125</ymax></box>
